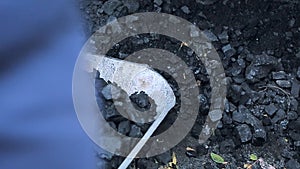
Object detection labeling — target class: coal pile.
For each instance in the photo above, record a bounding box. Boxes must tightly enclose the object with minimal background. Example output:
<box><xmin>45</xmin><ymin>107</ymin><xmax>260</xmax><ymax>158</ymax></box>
<box><xmin>80</xmin><ymin>0</ymin><xmax>300</xmax><ymax>168</ymax></box>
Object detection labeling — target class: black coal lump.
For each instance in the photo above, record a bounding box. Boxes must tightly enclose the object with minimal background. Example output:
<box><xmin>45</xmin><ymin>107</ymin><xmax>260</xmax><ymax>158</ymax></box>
<box><xmin>236</xmin><ymin>124</ymin><xmax>252</xmax><ymax>143</ymax></box>
<box><xmin>129</xmin><ymin>91</ymin><xmax>151</xmax><ymax>110</ymax></box>
<box><xmin>118</xmin><ymin>120</ymin><xmax>130</xmax><ymax>135</ymax></box>
<box><xmin>264</xmin><ymin>104</ymin><xmax>278</xmax><ymax>116</ymax></box>
<box><xmin>128</xmin><ymin>124</ymin><xmax>143</xmax><ymax>138</ymax></box>
<box><xmin>272</xmin><ymin>109</ymin><xmax>286</xmax><ymax>124</ymax></box>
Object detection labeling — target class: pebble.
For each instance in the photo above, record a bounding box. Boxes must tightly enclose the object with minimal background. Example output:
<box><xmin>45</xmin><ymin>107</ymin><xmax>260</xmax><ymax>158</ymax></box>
<box><xmin>222</xmin><ymin>112</ymin><xmax>233</xmax><ymax>124</ymax></box>
<box><xmin>246</xmin><ymin>66</ymin><xmax>271</xmax><ymax>82</ymax></box>
<box><xmin>232</xmin><ymin>76</ymin><xmax>246</xmax><ymax>84</ymax></box>
<box><xmin>285</xmin><ymin>159</ymin><xmax>300</xmax><ymax>169</ymax></box>
<box><xmin>198</xmin><ymin>94</ymin><xmax>208</xmax><ymax>106</ymax></box>
<box><xmin>245</xmin><ymin>113</ymin><xmax>265</xmax><ymax>130</ymax></box>
<box><xmin>264</xmin><ymin>104</ymin><xmax>278</xmax><ymax>116</ymax></box>
<box><xmin>297</xmin><ymin>67</ymin><xmax>300</xmax><ymax>79</ymax></box>
<box><xmin>237</xmin><ymin>58</ymin><xmax>246</xmax><ymax>68</ymax></box>
<box><xmin>118</xmin><ymin>52</ymin><xmax>129</xmax><ymax>59</ymax></box>
<box><xmin>154</xmin><ymin>0</ymin><xmax>163</xmax><ymax>6</ymax></box>
<box><xmin>236</xmin><ymin>124</ymin><xmax>252</xmax><ymax>143</ymax></box>
<box><xmin>101</xmin><ymin>84</ymin><xmax>121</xmax><ymax>100</ymax></box>
<box><xmin>272</xmin><ymin>109</ymin><xmax>286</xmax><ymax>124</ymax></box>
<box><xmin>222</xmin><ymin>44</ymin><xmax>236</xmax><ymax>58</ymax></box>
<box><xmin>118</xmin><ymin>120</ymin><xmax>131</xmax><ymax>135</ymax></box>
<box><xmin>276</xmin><ymin>80</ymin><xmax>291</xmax><ymax>88</ymax></box>
<box><xmin>102</xmin><ymin>0</ymin><xmax>122</xmax><ymax>15</ymax></box>
<box><xmin>253</xmin><ymin>128</ymin><xmax>267</xmax><ymax>145</ymax></box>
<box><xmin>290</xmin><ymin>98</ymin><xmax>299</xmax><ymax>111</ymax></box>
<box><xmin>109</xmin><ymin>121</ymin><xmax>117</xmax><ymax>130</ymax></box>
<box><xmin>224</xmin><ymin>100</ymin><xmax>230</xmax><ymax>112</ymax></box>
<box><xmin>230</xmin><ymin>63</ymin><xmax>242</xmax><ymax>76</ymax></box>
<box><xmin>291</xmin><ymin>80</ymin><xmax>300</xmax><ymax>97</ymax></box>
<box><xmin>272</xmin><ymin>71</ymin><xmax>287</xmax><ymax>80</ymax></box>
<box><xmin>287</xmin><ymin>111</ymin><xmax>298</xmax><ymax>120</ymax></box>
<box><xmin>122</xmin><ymin>0</ymin><xmax>140</xmax><ymax>13</ymax></box>
<box><xmin>262</xmin><ymin>117</ymin><xmax>272</xmax><ymax>126</ymax></box>
<box><xmin>208</xmin><ymin>109</ymin><xmax>223</xmax><ymax>122</ymax></box>
<box><xmin>232</xmin><ymin>110</ymin><xmax>245</xmax><ymax>123</ymax></box>
<box><xmin>101</xmin><ymin>85</ymin><xmax>113</xmax><ymax>100</ymax></box>
<box><xmin>181</xmin><ymin>5</ymin><xmax>191</xmax><ymax>14</ymax></box>
<box><xmin>129</xmin><ymin>125</ymin><xmax>143</xmax><ymax>137</ymax></box>
<box><xmin>280</xmin><ymin>119</ymin><xmax>289</xmax><ymax>130</ymax></box>
<box><xmin>245</xmin><ymin>54</ymin><xmax>278</xmax><ymax>82</ymax></box>
<box><xmin>203</xmin><ymin>29</ymin><xmax>219</xmax><ymax>42</ymax></box>
<box><xmin>290</xmin><ymin>131</ymin><xmax>300</xmax><ymax>141</ymax></box>
<box><xmin>288</xmin><ymin>18</ymin><xmax>295</xmax><ymax>27</ymax></box>
<box><xmin>253</xmin><ymin>54</ymin><xmax>278</xmax><ymax>66</ymax></box>
<box><xmin>218</xmin><ymin>31</ymin><xmax>229</xmax><ymax>43</ymax></box>
<box><xmin>107</xmin><ymin>15</ymin><xmax>117</xmax><ymax>22</ymax></box>
<box><xmin>129</xmin><ymin>91</ymin><xmax>151</xmax><ymax>110</ymax></box>
<box><xmin>104</xmin><ymin>106</ymin><xmax>121</xmax><ymax>121</ymax></box>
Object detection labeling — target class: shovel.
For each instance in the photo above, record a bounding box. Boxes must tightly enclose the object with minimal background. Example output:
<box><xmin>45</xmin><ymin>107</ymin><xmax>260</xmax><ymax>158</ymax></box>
<box><xmin>87</xmin><ymin>54</ymin><xmax>176</xmax><ymax>169</ymax></box>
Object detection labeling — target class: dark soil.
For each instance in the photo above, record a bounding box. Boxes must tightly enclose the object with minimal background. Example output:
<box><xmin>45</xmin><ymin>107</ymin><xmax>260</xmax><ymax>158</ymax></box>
<box><xmin>80</xmin><ymin>0</ymin><xmax>300</xmax><ymax>168</ymax></box>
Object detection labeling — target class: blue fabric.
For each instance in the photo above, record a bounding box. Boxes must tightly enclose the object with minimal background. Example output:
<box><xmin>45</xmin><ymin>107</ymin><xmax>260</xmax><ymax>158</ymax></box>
<box><xmin>0</xmin><ymin>1</ymin><xmax>97</xmax><ymax>169</ymax></box>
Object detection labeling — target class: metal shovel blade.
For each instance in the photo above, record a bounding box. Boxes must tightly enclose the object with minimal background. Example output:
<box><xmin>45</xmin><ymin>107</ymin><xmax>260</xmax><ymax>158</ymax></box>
<box><xmin>86</xmin><ymin>53</ymin><xmax>176</xmax><ymax>169</ymax></box>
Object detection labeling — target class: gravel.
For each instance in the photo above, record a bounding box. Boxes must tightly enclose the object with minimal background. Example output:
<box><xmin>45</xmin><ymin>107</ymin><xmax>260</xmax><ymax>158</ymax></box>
<box><xmin>181</xmin><ymin>5</ymin><xmax>191</xmax><ymax>14</ymax></box>
<box><xmin>80</xmin><ymin>0</ymin><xmax>300</xmax><ymax>168</ymax></box>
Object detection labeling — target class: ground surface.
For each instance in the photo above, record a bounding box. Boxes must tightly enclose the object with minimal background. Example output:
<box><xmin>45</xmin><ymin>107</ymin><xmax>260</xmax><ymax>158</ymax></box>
<box><xmin>79</xmin><ymin>0</ymin><xmax>300</xmax><ymax>168</ymax></box>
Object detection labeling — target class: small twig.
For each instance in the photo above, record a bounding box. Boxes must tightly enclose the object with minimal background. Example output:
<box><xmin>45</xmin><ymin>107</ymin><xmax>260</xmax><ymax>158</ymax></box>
<box><xmin>258</xmin><ymin>84</ymin><xmax>291</xmax><ymax>111</ymax></box>
<box><xmin>259</xmin><ymin>84</ymin><xmax>290</xmax><ymax>96</ymax></box>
